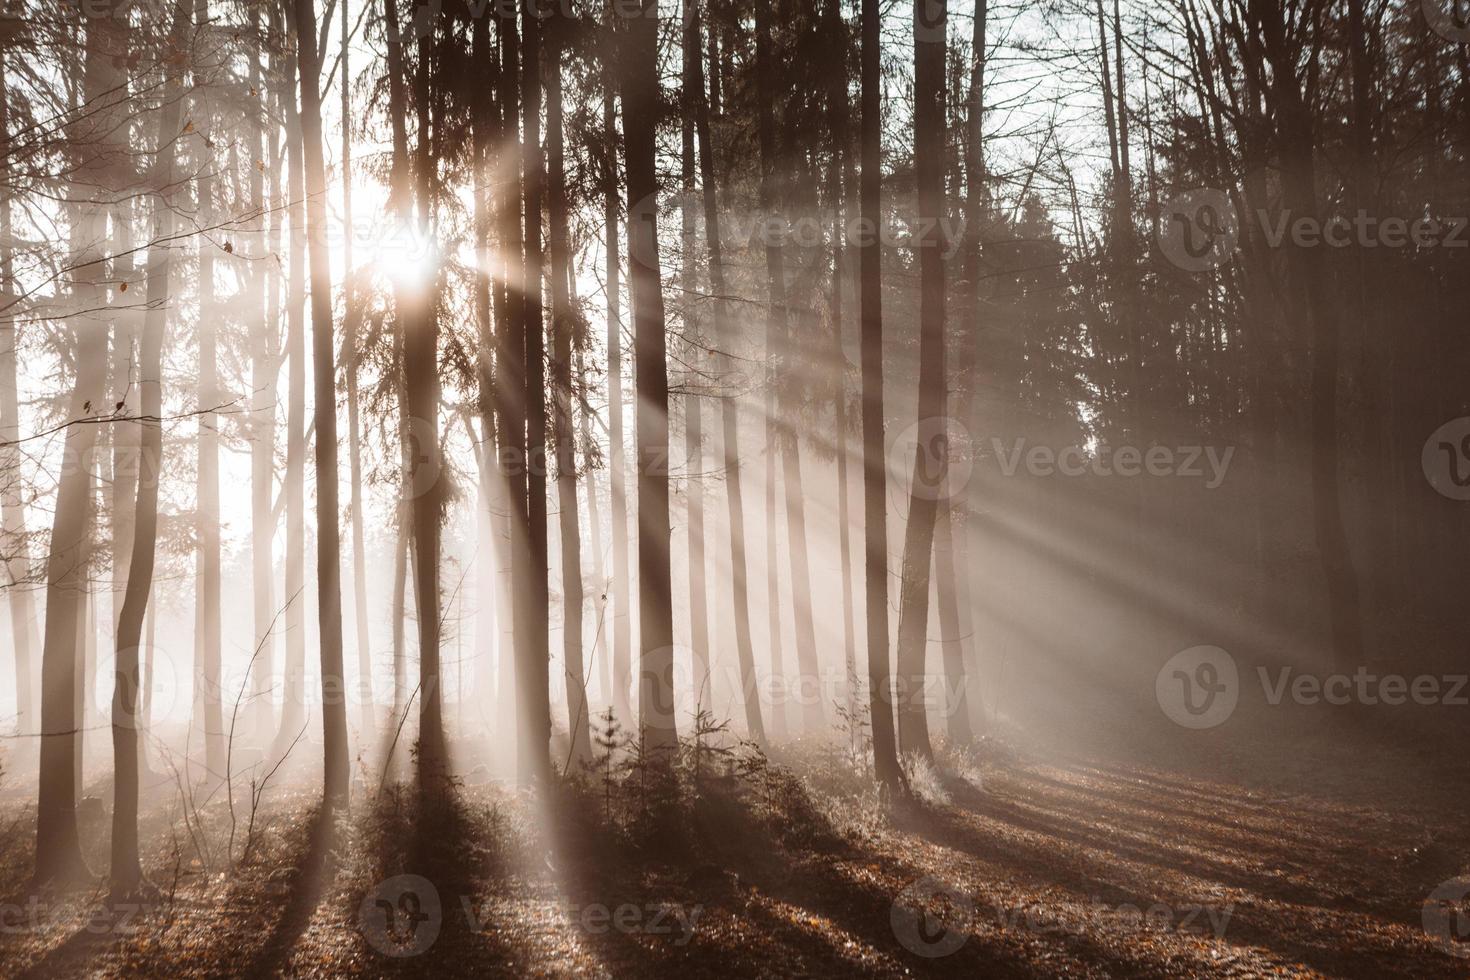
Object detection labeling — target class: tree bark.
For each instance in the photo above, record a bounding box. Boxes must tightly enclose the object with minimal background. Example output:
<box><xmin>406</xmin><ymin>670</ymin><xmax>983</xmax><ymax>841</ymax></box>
<box><xmin>547</xmin><ymin>6</ymin><xmax>591</xmax><ymax>766</ymax></box>
<box><xmin>290</xmin><ymin>0</ymin><xmax>350</xmax><ymax>807</ymax></box>
<box><xmin>622</xmin><ymin>0</ymin><xmax>677</xmax><ymax>752</ymax></box>
<box><xmin>519</xmin><ymin>0</ymin><xmax>552</xmax><ymax>783</ymax></box>
<box><xmin>691</xmin><ymin>0</ymin><xmax>765</xmax><ymax>743</ymax></box>
<box><xmin>110</xmin><ymin>0</ymin><xmax>188</xmax><ymax>886</ymax></box>
<box><xmin>602</xmin><ymin>0</ymin><xmax>634</xmax><ymax>733</ymax></box>
<box><xmin>0</xmin><ymin>48</ymin><xmax>37</xmax><ymax>740</ymax></box>
<box><xmin>860</xmin><ymin>0</ymin><xmax>901</xmax><ymax>791</ymax></box>
<box><xmin>893</xmin><ymin>0</ymin><xmax>949</xmax><ymax>763</ymax></box>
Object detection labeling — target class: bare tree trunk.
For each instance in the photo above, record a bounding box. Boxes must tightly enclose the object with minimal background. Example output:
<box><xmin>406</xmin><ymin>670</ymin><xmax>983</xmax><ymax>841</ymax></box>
<box><xmin>823</xmin><ymin>0</ymin><xmax>858</xmax><ymax>736</ymax></box>
<box><xmin>622</xmin><ymin>0</ymin><xmax>677</xmax><ymax>752</ymax></box>
<box><xmin>271</xmin><ymin>20</ymin><xmax>308</xmax><ymax>762</ymax></box>
<box><xmin>193</xmin><ymin>0</ymin><xmax>224</xmax><ymax>778</ymax></box>
<box><xmin>247</xmin><ymin>6</ymin><xmax>279</xmax><ymax>745</ymax></box>
<box><xmin>755</xmin><ymin>0</ymin><xmax>823</xmax><ymax>736</ymax></box>
<box><xmin>580</xmin><ymin>347</ymin><xmax>611</xmax><ymax>708</ymax></box>
<box><xmin>680</xmin><ymin>0</ymin><xmax>711</xmax><ymax>710</ymax></box>
<box><xmin>602</xmin><ymin>3</ymin><xmax>633</xmax><ymax>732</ymax></box>
<box><xmin>691</xmin><ymin>0</ymin><xmax>764</xmax><ymax>742</ymax></box>
<box><xmin>0</xmin><ymin>49</ymin><xmax>37</xmax><ymax>738</ymax></box>
<box><xmin>518</xmin><ymin>0</ymin><xmax>552</xmax><ymax>784</ymax></box>
<box><xmin>290</xmin><ymin>0</ymin><xmax>350</xmax><ymax>806</ymax></box>
<box><xmin>893</xmin><ymin>0</ymin><xmax>949</xmax><ymax>763</ymax></box>
<box><xmin>37</xmin><ymin>0</ymin><xmax>124</xmax><ymax>884</ymax></box>
<box><xmin>547</xmin><ymin>8</ymin><xmax>591</xmax><ymax>767</ymax></box>
<box><xmin>492</xmin><ymin>3</ymin><xmax>524</xmax><ymax>746</ymax></box>
<box><xmin>110</xmin><ymin>0</ymin><xmax>187</xmax><ymax>886</ymax></box>
<box><xmin>860</xmin><ymin>0</ymin><xmax>901</xmax><ymax>791</ymax></box>
<box><xmin>342</xmin><ymin>0</ymin><xmax>375</xmax><ymax>745</ymax></box>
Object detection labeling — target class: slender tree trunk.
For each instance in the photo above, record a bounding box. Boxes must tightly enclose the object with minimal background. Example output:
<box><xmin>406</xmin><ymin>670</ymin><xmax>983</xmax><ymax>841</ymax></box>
<box><xmin>248</xmin><ymin>7</ymin><xmax>279</xmax><ymax>745</ymax></box>
<box><xmin>691</xmin><ymin>0</ymin><xmax>764</xmax><ymax>743</ymax></box>
<box><xmin>110</xmin><ymin>0</ymin><xmax>187</xmax><ymax>885</ymax></box>
<box><xmin>290</xmin><ymin>0</ymin><xmax>350</xmax><ymax>806</ymax></box>
<box><xmin>860</xmin><ymin>0</ymin><xmax>901</xmax><ymax>791</ymax></box>
<box><xmin>755</xmin><ymin>0</ymin><xmax>823</xmax><ymax>735</ymax></box>
<box><xmin>681</xmin><ymin>0</ymin><xmax>712</xmax><ymax>710</ymax></box>
<box><xmin>602</xmin><ymin>4</ymin><xmax>634</xmax><ymax>732</ymax></box>
<box><xmin>580</xmin><ymin>347</ymin><xmax>611</xmax><ymax>708</ymax></box>
<box><xmin>622</xmin><ymin>0</ymin><xmax>677</xmax><ymax>752</ymax></box>
<box><xmin>193</xmin><ymin>0</ymin><xmax>224</xmax><ymax>777</ymax></box>
<box><xmin>893</xmin><ymin>0</ymin><xmax>949</xmax><ymax>763</ymax></box>
<box><xmin>547</xmin><ymin>9</ymin><xmax>591</xmax><ymax>766</ymax></box>
<box><xmin>0</xmin><ymin>48</ymin><xmax>37</xmax><ymax>739</ymax></box>
<box><xmin>519</xmin><ymin>0</ymin><xmax>552</xmax><ymax>783</ymax></box>
<box><xmin>271</xmin><ymin>25</ymin><xmax>308</xmax><ymax>762</ymax></box>
<box><xmin>823</xmin><ymin>0</ymin><xmax>858</xmax><ymax>737</ymax></box>
<box><xmin>493</xmin><ymin>3</ymin><xmax>527</xmax><ymax>746</ymax></box>
<box><xmin>37</xmin><ymin>0</ymin><xmax>125</xmax><ymax>884</ymax></box>
<box><xmin>342</xmin><ymin>0</ymin><xmax>375</xmax><ymax>744</ymax></box>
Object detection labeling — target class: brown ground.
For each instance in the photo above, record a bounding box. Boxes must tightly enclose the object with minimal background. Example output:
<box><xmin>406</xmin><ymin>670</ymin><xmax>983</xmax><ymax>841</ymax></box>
<box><xmin>0</xmin><ymin>718</ymin><xmax>1466</xmax><ymax>978</ymax></box>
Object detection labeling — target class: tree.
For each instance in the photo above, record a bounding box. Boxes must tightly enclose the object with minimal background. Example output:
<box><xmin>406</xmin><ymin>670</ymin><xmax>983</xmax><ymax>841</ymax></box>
<box><xmin>548</xmin><ymin>2</ymin><xmax>591</xmax><ymax>767</ymax></box>
<box><xmin>860</xmin><ymin>0</ymin><xmax>901</xmax><ymax>791</ymax></box>
<box><xmin>622</xmin><ymin>0</ymin><xmax>677</xmax><ymax>752</ymax></box>
<box><xmin>691</xmin><ymin>0</ymin><xmax>765</xmax><ymax>743</ymax></box>
<box><xmin>601</xmin><ymin>0</ymin><xmax>635</xmax><ymax>736</ymax></box>
<box><xmin>290</xmin><ymin>0</ymin><xmax>350</xmax><ymax>807</ymax></box>
<box><xmin>110</xmin><ymin>0</ymin><xmax>190</xmax><ymax>896</ymax></box>
<box><xmin>36</xmin><ymin>0</ymin><xmax>126</xmax><ymax>885</ymax></box>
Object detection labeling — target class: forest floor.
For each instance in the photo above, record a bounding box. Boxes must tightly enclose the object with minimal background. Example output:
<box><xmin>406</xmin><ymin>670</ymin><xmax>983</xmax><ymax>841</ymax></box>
<box><xmin>0</xmin><ymin>711</ymin><xmax>1466</xmax><ymax>978</ymax></box>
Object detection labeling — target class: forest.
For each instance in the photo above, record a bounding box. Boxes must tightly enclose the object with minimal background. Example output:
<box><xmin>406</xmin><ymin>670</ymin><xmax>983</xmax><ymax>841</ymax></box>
<box><xmin>0</xmin><ymin>0</ymin><xmax>1469</xmax><ymax>974</ymax></box>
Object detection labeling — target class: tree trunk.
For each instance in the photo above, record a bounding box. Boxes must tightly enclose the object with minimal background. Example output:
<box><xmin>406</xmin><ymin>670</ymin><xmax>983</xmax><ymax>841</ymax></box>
<box><xmin>0</xmin><ymin>48</ymin><xmax>37</xmax><ymax>739</ymax></box>
<box><xmin>247</xmin><ymin>4</ymin><xmax>279</xmax><ymax>745</ymax></box>
<box><xmin>519</xmin><ymin>0</ymin><xmax>552</xmax><ymax>784</ymax></box>
<box><xmin>290</xmin><ymin>0</ymin><xmax>350</xmax><ymax>807</ymax></box>
<box><xmin>37</xmin><ymin>0</ymin><xmax>126</xmax><ymax>884</ymax></box>
<box><xmin>193</xmin><ymin>0</ymin><xmax>225</xmax><ymax>777</ymax></box>
<box><xmin>860</xmin><ymin>0</ymin><xmax>902</xmax><ymax>791</ymax></box>
<box><xmin>691</xmin><ymin>0</ymin><xmax>765</xmax><ymax>742</ymax></box>
<box><xmin>681</xmin><ymin>0</ymin><xmax>711</xmax><ymax>710</ymax></box>
<box><xmin>547</xmin><ymin>8</ymin><xmax>591</xmax><ymax>767</ymax></box>
<box><xmin>893</xmin><ymin>0</ymin><xmax>949</xmax><ymax>763</ymax></box>
<box><xmin>823</xmin><ymin>0</ymin><xmax>858</xmax><ymax>739</ymax></box>
<box><xmin>342</xmin><ymin>0</ymin><xmax>375</xmax><ymax>745</ymax></box>
<box><xmin>755</xmin><ymin>0</ymin><xmax>823</xmax><ymax>736</ymax></box>
<box><xmin>271</xmin><ymin>28</ymin><xmax>308</xmax><ymax>763</ymax></box>
<box><xmin>602</xmin><ymin>3</ymin><xmax>633</xmax><ymax>732</ymax></box>
<box><xmin>622</xmin><ymin>0</ymin><xmax>677</xmax><ymax>752</ymax></box>
<box><xmin>110</xmin><ymin>0</ymin><xmax>188</xmax><ymax>886</ymax></box>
